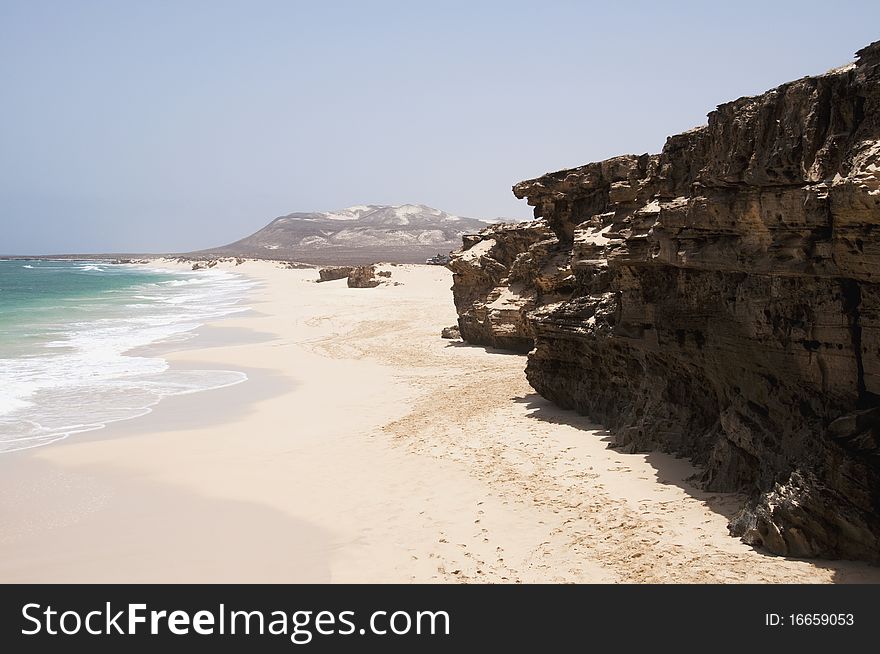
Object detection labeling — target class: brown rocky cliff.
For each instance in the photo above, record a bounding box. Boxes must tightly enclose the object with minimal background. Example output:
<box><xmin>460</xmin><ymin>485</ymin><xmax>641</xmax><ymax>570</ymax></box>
<box><xmin>447</xmin><ymin>221</ymin><xmax>562</xmax><ymax>351</ymax></box>
<box><xmin>450</xmin><ymin>41</ymin><xmax>880</xmax><ymax>561</ymax></box>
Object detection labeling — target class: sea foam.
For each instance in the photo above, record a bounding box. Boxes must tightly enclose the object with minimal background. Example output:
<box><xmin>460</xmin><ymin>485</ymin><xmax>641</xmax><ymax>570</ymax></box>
<box><xmin>0</xmin><ymin>263</ymin><xmax>257</xmax><ymax>453</ymax></box>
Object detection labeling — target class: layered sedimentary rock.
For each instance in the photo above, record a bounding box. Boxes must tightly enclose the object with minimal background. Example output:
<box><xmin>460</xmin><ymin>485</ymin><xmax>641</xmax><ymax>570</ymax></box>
<box><xmin>447</xmin><ymin>221</ymin><xmax>567</xmax><ymax>351</ymax></box>
<box><xmin>450</xmin><ymin>42</ymin><xmax>880</xmax><ymax>561</ymax></box>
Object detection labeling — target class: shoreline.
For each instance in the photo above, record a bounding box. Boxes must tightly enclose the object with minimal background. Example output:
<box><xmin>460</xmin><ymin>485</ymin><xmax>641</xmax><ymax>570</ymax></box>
<box><xmin>0</xmin><ymin>258</ymin><xmax>261</xmax><ymax>453</ymax></box>
<box><xmin>2</xmin><ymin>260</ymin><xmax>879</xmax><ymax>583</ymax></box>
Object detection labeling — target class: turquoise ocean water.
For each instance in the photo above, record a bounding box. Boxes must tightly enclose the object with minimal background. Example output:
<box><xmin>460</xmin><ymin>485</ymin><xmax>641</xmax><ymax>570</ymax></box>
<box><xmin>0</xmin><ymin>260</ymin><xmax>255</xmax><ymax>452</ymax></box>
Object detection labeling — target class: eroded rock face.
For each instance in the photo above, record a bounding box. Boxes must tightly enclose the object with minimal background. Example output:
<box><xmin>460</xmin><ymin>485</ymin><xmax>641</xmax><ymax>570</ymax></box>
<box><xmin>450</xmin><ymin>42</ymin><xmax>880</xmax><ymax>561</ymax></box>
<box><xmin>446</xmin><ymin>222</ymin><xmax>567</xmax><ymax>351</ymax></box>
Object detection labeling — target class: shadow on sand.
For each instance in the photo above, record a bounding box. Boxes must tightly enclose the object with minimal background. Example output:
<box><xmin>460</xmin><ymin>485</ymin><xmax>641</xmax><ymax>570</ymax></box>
<box><xmin>443</xmin><ymin>340</ymin><xmax>528</xmax><ymax>356</ymax></box>
<box><xmin>512</xmin><ymin>392</ymin><xmax>880</xmax><ymax>583</ymax></box>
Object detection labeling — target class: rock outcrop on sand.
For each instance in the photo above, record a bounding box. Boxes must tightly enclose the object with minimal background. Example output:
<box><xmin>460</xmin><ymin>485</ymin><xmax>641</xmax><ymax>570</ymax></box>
<box><xmin>319</xmin><ymin>264</ymin><xmax>395</xmax><ymax>287</ymax></box>
<box><xmin>448</xmin><ymin>42</ymin><xmax>880</xmax><ymax>561</ymax></box>
<box><xmin>347</xmin><ymin>265</ymin><xmax>381</xmax><ymax>288</ymax></box>
<box><xmin>318</xmin><ymin>266</ymin><xmax>355</xmax><ymax>282</ymax></box>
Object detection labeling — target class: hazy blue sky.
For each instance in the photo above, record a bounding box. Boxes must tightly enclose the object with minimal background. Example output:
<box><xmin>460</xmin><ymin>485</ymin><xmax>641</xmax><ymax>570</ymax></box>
<box><xmin>1</xmin><ymin>1</ymin><xmax>878</xmax><ymax>254</ymax></box>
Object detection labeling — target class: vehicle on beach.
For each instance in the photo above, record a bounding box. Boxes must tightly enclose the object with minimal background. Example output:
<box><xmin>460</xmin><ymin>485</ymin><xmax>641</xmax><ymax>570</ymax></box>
<box><xmin>425</xmin><ymin>253</ymin><xmax>451</xmax><ymax>265</ymax></box>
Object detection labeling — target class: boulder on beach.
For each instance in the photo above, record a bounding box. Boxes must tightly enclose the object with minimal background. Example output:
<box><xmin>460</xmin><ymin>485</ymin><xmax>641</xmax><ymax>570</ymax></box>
<box><xmin>347</xmin><ymin>265</ymin><xmax>380</xmax><ymax>288</ymax></box>
<box><xmin>318</xmin><ymin>266</ymin><xmax>355</xmax><ymax>282</ymax></box>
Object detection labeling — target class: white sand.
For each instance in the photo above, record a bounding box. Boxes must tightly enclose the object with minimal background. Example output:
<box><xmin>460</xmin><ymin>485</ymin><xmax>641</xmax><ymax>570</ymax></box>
<box><xmin>1</xmin><ymin>260</ymin><xmax>878</xmax><ymax>583</ymax></box>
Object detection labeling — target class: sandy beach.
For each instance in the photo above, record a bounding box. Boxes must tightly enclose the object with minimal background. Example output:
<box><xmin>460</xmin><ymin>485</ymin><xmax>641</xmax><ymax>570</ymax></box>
<box><xmin>1</xmin><ymin>260</ymin><xmax>878</xmax><ymax>584</ymax></box>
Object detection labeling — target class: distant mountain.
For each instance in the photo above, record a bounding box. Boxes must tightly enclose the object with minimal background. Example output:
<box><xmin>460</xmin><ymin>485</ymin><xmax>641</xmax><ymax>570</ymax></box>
<box><xmin>198</xmin><ymin>204</ymin><xmax>490</xmax><ymax>264</ymax></box>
